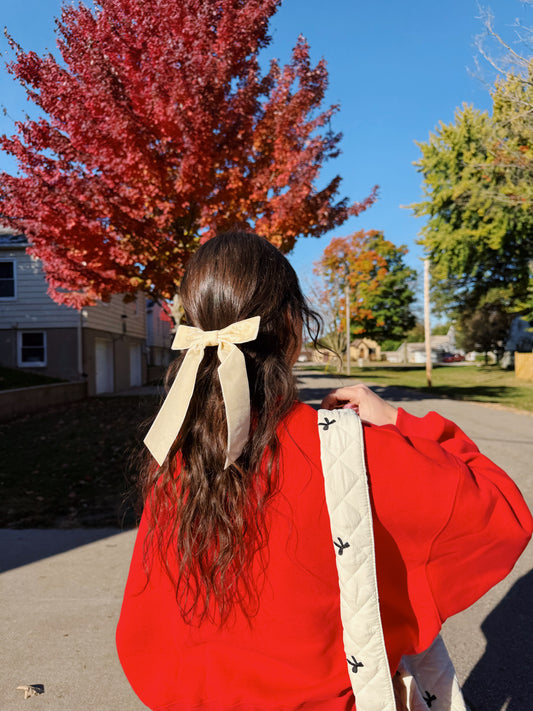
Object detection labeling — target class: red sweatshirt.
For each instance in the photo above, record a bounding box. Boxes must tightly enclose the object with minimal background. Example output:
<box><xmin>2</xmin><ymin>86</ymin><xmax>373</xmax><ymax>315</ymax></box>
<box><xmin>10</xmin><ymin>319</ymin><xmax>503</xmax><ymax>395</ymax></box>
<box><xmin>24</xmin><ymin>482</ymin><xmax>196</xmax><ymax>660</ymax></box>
<box><xmin>116</xmin><ymin>403</ymin><xmax>532</xmax><ymax>711</ymax></box>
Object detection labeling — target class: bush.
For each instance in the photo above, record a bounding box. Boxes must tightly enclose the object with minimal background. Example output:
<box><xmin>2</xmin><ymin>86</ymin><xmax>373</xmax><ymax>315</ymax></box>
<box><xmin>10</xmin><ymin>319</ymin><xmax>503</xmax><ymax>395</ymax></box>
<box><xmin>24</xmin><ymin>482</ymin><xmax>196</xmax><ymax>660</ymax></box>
<box><xmin>380</xmin><ymin>339</ymin><xmax>402</xmax><ymax>352</ymax></box>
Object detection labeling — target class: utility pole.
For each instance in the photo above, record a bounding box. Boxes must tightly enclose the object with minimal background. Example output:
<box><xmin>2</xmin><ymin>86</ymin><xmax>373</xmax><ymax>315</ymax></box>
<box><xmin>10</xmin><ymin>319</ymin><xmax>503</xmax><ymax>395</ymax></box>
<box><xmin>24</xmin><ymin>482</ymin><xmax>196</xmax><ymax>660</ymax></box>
<box><xmin>424</xmin><ymin>258</ymin><xmax>432</xmax><ymax>387</ymax></box>
<box><xmin>345</xmin><ymin>278</ymin><xmax>350</xmax><ymax>376</ymax></box>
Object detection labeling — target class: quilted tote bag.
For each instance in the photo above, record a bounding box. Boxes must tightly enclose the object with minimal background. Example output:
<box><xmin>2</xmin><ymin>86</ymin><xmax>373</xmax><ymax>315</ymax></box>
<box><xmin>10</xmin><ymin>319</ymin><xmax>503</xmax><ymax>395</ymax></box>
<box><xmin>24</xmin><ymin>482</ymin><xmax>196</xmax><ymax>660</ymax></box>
<box><xmin>317</xmin><ymin>407</ymin><xmax>469</xmax><ymax>711</ymax></box>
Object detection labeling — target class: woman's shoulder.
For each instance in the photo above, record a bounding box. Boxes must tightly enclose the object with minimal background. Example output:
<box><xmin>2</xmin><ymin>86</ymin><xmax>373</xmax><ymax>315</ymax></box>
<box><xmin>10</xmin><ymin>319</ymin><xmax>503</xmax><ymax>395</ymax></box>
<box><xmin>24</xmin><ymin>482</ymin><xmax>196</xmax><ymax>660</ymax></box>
<box><xmin>280</xmin><ymin>401</ymin><xmax>319</xmax><ymax>434</ymax></box>
<box><xmin>276</xmin><ymin>401</ymin><xmax>321</xmax><ymax>459</ymax></box>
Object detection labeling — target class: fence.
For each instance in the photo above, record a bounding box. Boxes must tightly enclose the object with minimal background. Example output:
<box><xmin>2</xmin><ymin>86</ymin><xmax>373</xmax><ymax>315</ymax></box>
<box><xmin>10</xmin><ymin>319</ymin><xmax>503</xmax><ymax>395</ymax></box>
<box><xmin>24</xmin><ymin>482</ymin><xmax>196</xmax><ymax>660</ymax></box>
<box><xmin>515</xmin><ymin>352</ymin><xmax>533</xmax><ymax>382</ymax></box>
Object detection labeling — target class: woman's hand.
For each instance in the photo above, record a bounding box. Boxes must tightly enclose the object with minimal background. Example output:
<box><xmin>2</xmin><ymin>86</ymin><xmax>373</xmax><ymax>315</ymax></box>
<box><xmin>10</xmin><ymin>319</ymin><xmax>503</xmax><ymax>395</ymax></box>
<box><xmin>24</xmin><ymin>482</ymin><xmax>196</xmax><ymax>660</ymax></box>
<box><xmin>320</xmin><ymin>384</ymin><xmax>398</xmax><ymax>427</ymax></box>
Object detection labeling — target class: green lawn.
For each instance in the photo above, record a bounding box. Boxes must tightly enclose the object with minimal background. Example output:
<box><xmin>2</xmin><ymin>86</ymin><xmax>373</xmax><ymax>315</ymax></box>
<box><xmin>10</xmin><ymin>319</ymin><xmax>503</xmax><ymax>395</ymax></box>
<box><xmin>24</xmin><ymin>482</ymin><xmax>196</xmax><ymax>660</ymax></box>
<box><xmin>0</xmin><ymin>366</ymin><xmax>64</xmax><ymax>390</ymax></box>
<box><xmin>300</xmin><ymin>363</ymin><xmax>533</xmax><ymax>413</ymax></box>
<box><xmin>2</xmin><ymin>364</ymin><xmax>531</xmax><ymax>528</ymax></box>
<box><xmin>0</xmin><ymin>395</ymin><xmax>159</xmax><ymax>528</ymax></box>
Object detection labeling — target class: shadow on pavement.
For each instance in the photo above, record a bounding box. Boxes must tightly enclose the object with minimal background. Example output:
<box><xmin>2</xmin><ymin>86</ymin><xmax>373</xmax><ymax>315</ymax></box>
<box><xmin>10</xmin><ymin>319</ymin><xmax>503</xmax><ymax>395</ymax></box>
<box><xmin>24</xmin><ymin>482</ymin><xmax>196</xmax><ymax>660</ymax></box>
<box><xmin>296</xmin><ymin>373</ymin><xmax>439</xmax><ymax>408</ymax></box>
<box><xmin>0</xmin><ymin>528</ymin><xmax>124</xmax><ymax>574</ymax></box>
<box><xmin>462</xmin><ymin>570</ymin><xmax>533</xmax><ymax>711</ymax></box>
<box><xmin>367</xmin><ymin>385</ymin><xmax>440</xmax><ymax>403</ymax></box>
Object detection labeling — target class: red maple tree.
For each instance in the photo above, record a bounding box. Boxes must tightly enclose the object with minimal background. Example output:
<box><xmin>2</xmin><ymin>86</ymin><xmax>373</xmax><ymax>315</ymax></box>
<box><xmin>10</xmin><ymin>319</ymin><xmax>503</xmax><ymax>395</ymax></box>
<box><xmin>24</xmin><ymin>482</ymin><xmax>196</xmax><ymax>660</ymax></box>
<box><xmin>0</xmin><ymin>0</ymin><xmax>376</xmax><ymax>307</ymax></box>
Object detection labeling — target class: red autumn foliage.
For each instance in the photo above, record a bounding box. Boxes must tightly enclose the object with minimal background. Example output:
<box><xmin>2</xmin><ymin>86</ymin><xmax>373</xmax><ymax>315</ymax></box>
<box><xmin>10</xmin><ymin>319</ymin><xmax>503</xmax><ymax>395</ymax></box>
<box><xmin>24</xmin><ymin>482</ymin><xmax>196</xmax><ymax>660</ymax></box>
<box><xmin>0</xmin><ymin>0</ymin><xmax>376</xmax><ymax>307</ymax></box>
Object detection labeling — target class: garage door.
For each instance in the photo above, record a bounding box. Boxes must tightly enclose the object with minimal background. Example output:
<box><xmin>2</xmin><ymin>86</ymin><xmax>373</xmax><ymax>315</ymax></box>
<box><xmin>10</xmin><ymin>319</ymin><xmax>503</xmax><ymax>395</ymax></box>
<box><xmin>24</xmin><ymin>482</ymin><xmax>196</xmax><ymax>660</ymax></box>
<box><xmin>95</xmin><ymin>338</ymin><xmax>114</xmax><ymax>394</ymax></box>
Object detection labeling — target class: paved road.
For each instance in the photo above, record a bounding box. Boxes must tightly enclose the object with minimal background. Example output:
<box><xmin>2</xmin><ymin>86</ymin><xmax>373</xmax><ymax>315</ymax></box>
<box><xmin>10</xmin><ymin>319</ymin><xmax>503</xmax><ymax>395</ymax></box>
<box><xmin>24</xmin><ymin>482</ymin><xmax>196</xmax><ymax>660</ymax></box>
<box><xmin>0</xmin><ymin>373</ymin><xmax>531</xmax><ymax>710</ymax></box>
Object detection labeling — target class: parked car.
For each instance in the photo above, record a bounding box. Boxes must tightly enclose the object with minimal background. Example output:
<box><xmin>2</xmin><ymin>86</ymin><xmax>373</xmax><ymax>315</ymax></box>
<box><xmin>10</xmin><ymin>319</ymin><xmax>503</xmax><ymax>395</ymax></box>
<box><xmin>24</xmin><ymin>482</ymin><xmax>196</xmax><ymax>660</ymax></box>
<box><xmin>442</xmin><ymin>354</ymin><xmax>465</xmax><ymax>363</ymax></box>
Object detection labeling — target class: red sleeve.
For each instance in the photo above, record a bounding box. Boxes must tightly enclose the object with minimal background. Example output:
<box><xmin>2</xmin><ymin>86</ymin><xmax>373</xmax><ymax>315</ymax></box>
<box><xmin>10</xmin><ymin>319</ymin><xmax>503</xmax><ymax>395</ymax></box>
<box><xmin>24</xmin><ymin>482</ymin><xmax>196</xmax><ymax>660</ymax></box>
<box><xmin>285</xmin><ymin>404</ymin><xmax>531</xmax><ymax>669</ymax></box>
<box><xmin>394</xmin><ymin>408</ymin><xmax>532</xmax><ymax>621</ymax></box>
<box><xmin>116</xmin><ymin>509</ymin><xmax>184</xmax><ymax>711</ymax></box>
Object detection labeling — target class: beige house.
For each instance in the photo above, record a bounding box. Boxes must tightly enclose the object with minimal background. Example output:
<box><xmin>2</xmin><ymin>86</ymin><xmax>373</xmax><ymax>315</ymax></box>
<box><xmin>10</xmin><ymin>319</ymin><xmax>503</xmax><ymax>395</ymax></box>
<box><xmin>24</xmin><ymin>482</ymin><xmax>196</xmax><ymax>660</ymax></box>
<box><xmin>0</xmin><ymin>230</ymin><xmax>171</xmax><ymax>395</ymax></box>
<box><xmin>350</xmin><ymin>338</ymin><xmax>381</xmax><ymax>362</ymax></box>
<box><xmin>297</xmin><ymin>337</ymin><xmax>381</xmax><ymax>366</ymax></box>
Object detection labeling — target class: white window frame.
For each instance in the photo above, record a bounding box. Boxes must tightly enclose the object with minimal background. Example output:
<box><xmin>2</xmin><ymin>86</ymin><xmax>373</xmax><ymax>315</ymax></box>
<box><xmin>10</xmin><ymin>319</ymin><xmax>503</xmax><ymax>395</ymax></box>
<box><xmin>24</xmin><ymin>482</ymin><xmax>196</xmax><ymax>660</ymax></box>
<box><xmin>17</xmin><ymin>331</ymin><xmax>47</xmax><ymax>368</ymax></box>
<box><xmin>0</xmin><ymin>258</ymin><xmax>17</xmax><ymax>300</ymax></box>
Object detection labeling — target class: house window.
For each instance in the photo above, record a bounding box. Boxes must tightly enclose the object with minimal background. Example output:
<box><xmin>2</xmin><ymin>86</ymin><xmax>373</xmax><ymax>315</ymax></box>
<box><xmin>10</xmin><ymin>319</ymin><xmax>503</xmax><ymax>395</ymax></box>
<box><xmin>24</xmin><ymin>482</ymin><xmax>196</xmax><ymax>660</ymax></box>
<box><xmin>18</xmin><ymin>331</ymin><xmax>47</xmax><ymax>367</ymax></box>
<box><xmin>0</xmin><ymin>260</ymin><xmax>16</xmax><ymax>299</ymax></box>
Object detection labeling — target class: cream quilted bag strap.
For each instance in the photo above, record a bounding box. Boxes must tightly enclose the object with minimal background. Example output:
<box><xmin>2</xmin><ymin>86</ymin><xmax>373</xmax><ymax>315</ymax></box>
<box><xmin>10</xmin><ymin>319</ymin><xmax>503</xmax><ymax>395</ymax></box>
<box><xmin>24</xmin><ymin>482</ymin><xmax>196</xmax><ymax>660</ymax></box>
<box><xmin>318</xmin><ymin>408</ymin><xmax>396</xmax><ymax>711</ymax></box>
<box><xmin>318</xmin><ymin>408</ymin><xmax>469</xmax><ymax>711</ymax></box>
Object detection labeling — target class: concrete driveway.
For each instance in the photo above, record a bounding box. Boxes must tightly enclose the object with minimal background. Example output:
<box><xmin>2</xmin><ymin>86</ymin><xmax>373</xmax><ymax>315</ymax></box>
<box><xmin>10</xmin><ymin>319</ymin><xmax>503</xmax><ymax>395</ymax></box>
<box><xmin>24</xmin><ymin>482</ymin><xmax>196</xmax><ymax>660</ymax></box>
<box><xmin>1</xmin><ymin>372</ymin><xmax>531</xmax><ymax>710</ymax></box>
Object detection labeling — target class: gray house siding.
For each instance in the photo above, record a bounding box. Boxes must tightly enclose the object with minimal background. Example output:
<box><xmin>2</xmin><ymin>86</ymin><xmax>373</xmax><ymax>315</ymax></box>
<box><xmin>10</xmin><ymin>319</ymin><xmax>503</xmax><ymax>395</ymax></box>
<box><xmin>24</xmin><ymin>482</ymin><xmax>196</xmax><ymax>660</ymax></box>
<box><xmin>0</xmin><ymin>230</ymin><xmax>150</xmax><ymax>394</ymax></box>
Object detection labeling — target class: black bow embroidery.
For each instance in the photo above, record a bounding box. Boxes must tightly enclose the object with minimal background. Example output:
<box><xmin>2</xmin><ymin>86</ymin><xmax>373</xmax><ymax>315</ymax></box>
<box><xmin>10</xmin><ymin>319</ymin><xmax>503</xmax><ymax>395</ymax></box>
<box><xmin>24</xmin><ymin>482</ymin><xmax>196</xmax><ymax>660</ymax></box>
<box><xmin>347</xmin><ymin>656</ymin><xmax>364</xmax><ymax>674</ymax></box>
<box><xmin>423</xmin><ymin>691</ymin><xmax>437</xmax><ymax>707</ymax></box>
<box><xmin>333</xmin><ymin>537</ymin><xmax>350</xmax><ymax>555</ymax></box>
<box><xmin>318</xmin><ymin>417</ymin><xmax>336</xmax><ymax>430</ymax></box>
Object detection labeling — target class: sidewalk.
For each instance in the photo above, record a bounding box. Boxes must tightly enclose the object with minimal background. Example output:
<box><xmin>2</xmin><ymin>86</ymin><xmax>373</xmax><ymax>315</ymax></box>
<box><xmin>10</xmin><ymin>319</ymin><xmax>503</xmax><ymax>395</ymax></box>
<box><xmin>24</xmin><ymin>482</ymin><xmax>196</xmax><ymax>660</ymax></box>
<box><xmin>0</xmin><ymin>528</ymin><xmax>146</xmax><ymax>710</ymax></box>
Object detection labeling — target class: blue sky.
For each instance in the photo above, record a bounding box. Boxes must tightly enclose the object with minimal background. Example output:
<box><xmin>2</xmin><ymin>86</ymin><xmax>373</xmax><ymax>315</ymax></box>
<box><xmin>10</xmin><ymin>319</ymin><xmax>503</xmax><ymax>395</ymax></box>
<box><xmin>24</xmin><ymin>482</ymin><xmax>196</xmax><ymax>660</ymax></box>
<box><xmin>0</xmin><ymin>0</ymin><xmax>531</xmax><ymax>293</ymax></box>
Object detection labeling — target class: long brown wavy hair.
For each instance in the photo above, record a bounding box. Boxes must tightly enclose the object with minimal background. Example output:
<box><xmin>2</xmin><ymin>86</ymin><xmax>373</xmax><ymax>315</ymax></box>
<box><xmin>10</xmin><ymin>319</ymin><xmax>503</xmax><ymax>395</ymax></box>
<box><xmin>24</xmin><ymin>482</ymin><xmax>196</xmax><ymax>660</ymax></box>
<box><xmin>139</xmin><ymin>231</ymin><xmax>321</xmax><ymax>624</ymax></box>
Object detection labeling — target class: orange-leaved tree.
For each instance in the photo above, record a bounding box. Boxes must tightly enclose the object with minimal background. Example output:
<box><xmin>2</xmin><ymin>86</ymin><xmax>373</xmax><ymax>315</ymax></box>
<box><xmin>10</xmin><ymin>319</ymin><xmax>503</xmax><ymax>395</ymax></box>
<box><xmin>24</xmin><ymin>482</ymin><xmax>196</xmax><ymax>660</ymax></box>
<box><xmin>0</xmin><ymin>0</ymin><xmax>376</xmax><ymax>308</ymax></box>
<box><xmin>314</xmin><ymin>230</ymin><xmax>417</xmax><ymax>342</ymax></box>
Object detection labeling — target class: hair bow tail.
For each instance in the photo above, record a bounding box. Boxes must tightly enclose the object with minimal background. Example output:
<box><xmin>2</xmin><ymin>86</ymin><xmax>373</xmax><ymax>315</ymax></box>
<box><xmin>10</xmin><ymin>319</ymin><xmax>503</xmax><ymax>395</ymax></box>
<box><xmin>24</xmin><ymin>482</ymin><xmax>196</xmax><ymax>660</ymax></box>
<box><xmin>217</xmin><ymin>343</ymin><xmax>251</xmax><ymax>468</ymax></box>
<box><xmin>144</xmin><ymin>346</ymin><xmax>203</xmax><ymax>466</ymax></box>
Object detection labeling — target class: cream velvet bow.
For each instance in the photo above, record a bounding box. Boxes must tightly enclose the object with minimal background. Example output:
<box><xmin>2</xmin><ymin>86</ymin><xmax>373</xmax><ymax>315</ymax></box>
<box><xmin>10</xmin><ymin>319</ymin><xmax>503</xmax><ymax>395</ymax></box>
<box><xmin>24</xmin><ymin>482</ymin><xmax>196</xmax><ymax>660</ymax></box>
<box><xmin>144</xmin><ymin>316</ymin><xmax>261</xmax><ymax>468</ymax></box>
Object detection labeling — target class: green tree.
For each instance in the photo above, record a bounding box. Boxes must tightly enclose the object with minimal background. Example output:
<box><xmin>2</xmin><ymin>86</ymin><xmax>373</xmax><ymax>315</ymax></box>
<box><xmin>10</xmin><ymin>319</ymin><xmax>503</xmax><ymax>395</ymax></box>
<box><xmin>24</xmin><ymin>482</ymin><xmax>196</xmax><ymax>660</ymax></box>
<box><xmin>457</xmin><ymin>299</ymin><xmax>512</xmax><ymax>364</ymax></box>
<box><xmin>313</xmin><ymin>229</ymin><xmax>417</xmax><ymax>342</ymax></box>
<box><xmin>405</xmin><ymin>323</ymin><xmax>425</xmax><ymax>343</ymax></box>
<box><xmin>380</xmin><ymin>338</ymin><xmax>402</xmax><ymax>351</ymax></box>
<box><xmin>431</xmin><ymin>323</ymin><xmax>451</xmax><ymax>336</ymax></box>
<box><xmin>474</xmin><ymin>2</ymin><xmax>533</xmax><ymax>219</ymax></box>
<box><xmin>411</xmin><ymin>104</ymin><xmax>533</xmax><ymax>318</ymax></box>
<box><xmin>490</xmin><ymin>69</ymin><xmax>533</xmax><ymax>211</ymax></box>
